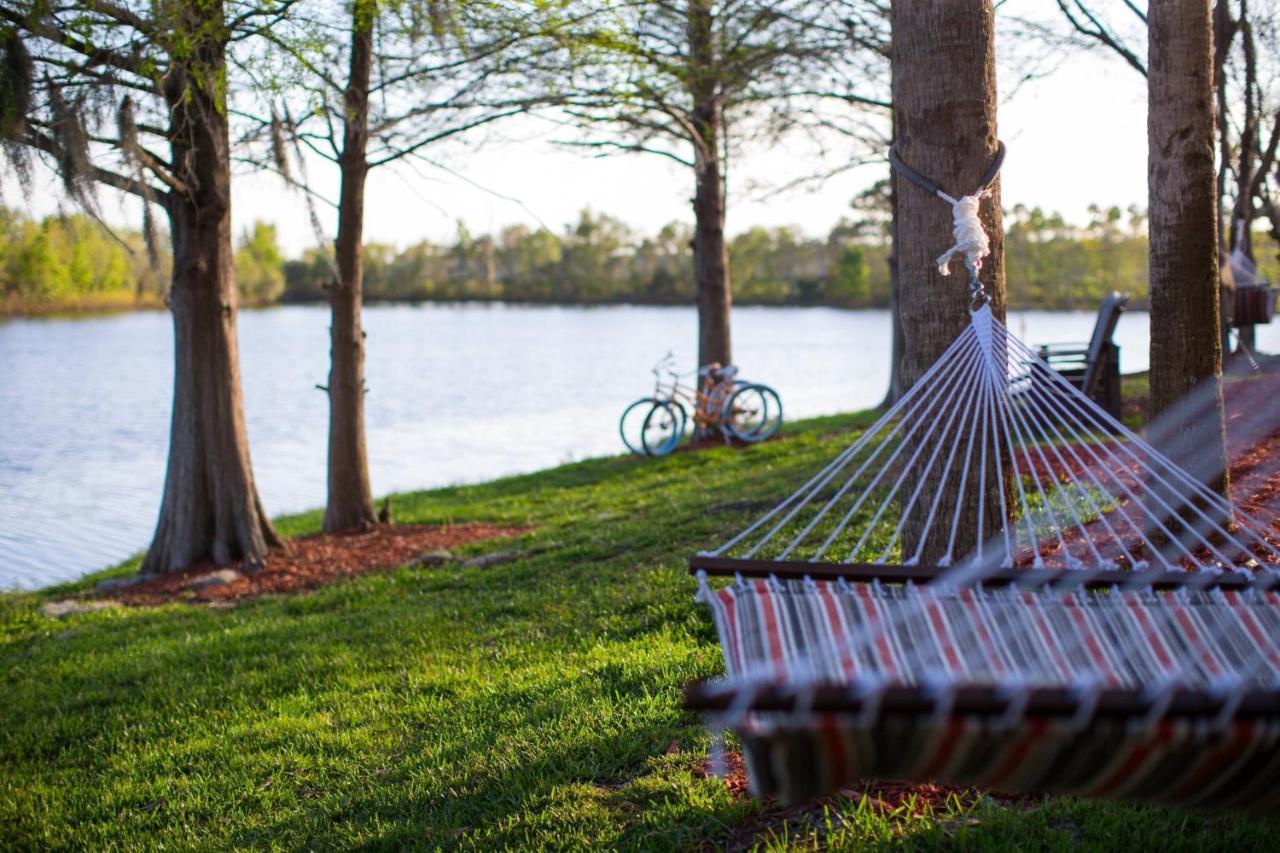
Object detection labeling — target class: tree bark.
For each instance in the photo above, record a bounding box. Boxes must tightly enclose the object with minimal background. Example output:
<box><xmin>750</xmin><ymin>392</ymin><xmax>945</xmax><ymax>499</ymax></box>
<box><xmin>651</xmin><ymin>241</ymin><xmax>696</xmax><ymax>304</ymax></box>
<box><xmin>687</xmin><ymin>0</ymin><xmax>732</xmax><ymax>368</ymax></box>
<box><xmin>882</xmin><ymin>152</ymin><xmax>904</xmax><ymax>408</ymax></box>
<box><xmin>1147</xmin><ymin>0</ymin><xmax>1228</xmax><ymax>494</ymax></box>
<box><xmin>892</xmin><ymin>1</ymin><xmax>1006</xmax><ymax>379</ymax></box>
<box><xmin>891</xmin><ymin>0</ymin><xmax>1005</xmax><ymax>564</ymax></box>
<box><xmin>324</xmin><ymin>2</ymin><xmax>378</xmax><ymax>533</ymax></box>
<box><xmin>142</xmin><ymin>2</ymin><xmax>279</xmax><ymax>574</ymax></box>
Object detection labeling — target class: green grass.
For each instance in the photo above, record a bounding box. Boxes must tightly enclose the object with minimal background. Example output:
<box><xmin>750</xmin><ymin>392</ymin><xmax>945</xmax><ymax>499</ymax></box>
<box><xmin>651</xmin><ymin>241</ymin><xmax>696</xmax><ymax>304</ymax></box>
<box><xmin>1</xmin><ymin>407</ymin><xmax>1275</xmax><ymax>850</ymax></box>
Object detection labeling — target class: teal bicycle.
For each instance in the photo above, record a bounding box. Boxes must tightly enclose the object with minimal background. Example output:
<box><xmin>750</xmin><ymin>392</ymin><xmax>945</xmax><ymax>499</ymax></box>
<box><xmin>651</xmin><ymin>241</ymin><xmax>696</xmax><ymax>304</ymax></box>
<box><xmin>619</xmin><ymin>353</ymin><xmax>782</xmax><ymax>457</ymax></box>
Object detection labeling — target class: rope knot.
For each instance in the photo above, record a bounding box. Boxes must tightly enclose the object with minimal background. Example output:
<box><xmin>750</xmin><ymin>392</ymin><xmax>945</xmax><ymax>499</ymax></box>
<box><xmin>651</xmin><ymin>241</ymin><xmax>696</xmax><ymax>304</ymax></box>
<box><xmin>936</xmin><ymin>192</ymin><xmax>989</xmax><ymax>276</ymax></box>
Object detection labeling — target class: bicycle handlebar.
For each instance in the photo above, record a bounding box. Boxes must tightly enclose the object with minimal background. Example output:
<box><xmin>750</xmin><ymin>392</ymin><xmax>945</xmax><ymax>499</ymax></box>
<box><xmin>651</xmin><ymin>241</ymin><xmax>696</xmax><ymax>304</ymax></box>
<box><xmin>651</xmin><ymin>350</ymin><xmax>677</xmax><ymax>377</ymax></box>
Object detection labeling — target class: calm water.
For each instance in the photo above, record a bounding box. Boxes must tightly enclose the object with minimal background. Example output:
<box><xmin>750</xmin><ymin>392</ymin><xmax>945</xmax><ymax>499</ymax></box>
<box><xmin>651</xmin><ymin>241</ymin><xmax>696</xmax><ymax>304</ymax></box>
<box><xmin>4</xmin><ymin>303</ymin><xmax>1277</xmax><ymax>589</ymax></box>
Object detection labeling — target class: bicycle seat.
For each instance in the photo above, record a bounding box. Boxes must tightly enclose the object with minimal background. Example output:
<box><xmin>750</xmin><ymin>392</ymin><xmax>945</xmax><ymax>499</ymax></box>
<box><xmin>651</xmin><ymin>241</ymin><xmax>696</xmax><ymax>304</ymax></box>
<box><xmin>702</xmin><ymin>363</ymin><xmax>737</xmax><ymax>382</ymax></box>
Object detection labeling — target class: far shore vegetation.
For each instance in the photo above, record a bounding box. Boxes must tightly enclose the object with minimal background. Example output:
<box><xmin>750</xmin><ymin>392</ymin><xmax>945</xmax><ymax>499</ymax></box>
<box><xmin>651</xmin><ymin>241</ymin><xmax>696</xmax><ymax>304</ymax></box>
<box><xmin>7</xmin><ymin>205</ymin><xmax>1276</xmax><ymax>318</ymax></box>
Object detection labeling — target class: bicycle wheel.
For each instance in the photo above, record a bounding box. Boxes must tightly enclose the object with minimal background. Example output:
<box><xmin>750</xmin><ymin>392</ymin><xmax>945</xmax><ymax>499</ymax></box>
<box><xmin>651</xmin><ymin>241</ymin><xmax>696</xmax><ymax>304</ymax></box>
<box><xmin>723</xmin><ymin>383</ymin><xmax>782</xmax><ymax>442</ymax></box>
<box><xmin>641</xmin><ymin>400</ymin><xmax>685</xmax><ymax>456</ymax></box>
<box><xmin>619</xmin><ymin>398</ymin><xmax>656</xmax><ymax>455</ymax></box>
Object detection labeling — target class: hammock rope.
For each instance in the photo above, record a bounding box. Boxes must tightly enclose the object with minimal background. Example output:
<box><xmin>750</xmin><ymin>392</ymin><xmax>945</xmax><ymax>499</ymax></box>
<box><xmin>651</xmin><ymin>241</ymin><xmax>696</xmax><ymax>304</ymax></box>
<box><xmin>687</xmin><ymin>144</ymin><xmax>1280</xmax><ymax>811</ymax></box>
<box><xmin>701</xmin><ymin>311</ymin><xmax>1280</xmax><ymax>574</ymax></box>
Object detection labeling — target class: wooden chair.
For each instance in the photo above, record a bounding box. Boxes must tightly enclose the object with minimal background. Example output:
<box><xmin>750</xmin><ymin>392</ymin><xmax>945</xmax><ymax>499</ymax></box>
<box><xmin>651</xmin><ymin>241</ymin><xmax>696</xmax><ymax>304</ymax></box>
<box><xmin>1036</xmin><ymin>291</ymin><xmax>1129</xmax><ymax>418</ymax></box>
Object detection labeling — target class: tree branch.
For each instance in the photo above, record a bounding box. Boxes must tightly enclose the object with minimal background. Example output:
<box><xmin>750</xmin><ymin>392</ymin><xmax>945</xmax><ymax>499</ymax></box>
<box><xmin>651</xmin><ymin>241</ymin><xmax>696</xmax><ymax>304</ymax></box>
<box><xmin>0</xmin><ymin>5</ymin><xmax>150</xmax><ymax>77</ymax></box>
<box><xmin>1054</xmin><ymin>0</ymin><xmax>1147</xmax><ymax>76</ymax></box>
<box><xmin>23</xmin><ymin>128</ymin><xmax>170</xmax><ymax>207</ymax></box>
<box><xmin>553</xmin><ymin>137</ymin><xmax>694</xmax><ymax>168</ymax></box>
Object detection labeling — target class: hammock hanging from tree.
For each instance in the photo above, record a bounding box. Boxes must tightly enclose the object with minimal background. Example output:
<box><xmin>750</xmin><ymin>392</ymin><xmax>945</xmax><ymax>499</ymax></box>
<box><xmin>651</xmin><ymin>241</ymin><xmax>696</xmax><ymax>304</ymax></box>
<box><xmin>685</xmin><ymin>145</ymin><xmax>1280</xmax><ymax>813</ymax></box>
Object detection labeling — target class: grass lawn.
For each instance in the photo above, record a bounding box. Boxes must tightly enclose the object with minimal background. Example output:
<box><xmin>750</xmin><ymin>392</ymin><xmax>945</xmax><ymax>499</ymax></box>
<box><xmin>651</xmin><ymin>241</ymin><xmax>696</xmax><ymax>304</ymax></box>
<box><xmin>2</xmin><ymin>405</ymin><xmax>1277</xmax><ymax>850</ymax></box>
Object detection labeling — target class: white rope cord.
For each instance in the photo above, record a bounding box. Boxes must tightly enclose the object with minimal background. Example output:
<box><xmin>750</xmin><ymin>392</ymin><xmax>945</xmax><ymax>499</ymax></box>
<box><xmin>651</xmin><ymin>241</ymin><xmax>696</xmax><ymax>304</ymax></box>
<box><xmin>837</xmin><ymin>347</ymin><xmax>988</xmax><ymax>563</ymax></box>
<box><xmin>936</xmin><ymin>192</ymin><xmax>991</xmax><ymax>276</ymax></box>
<box><xmin>1015</xmin><ymin>358</ymin><xmax>1240</xmax><ymax>571</ymax></box>
<box><xmin>709</xmin><ymin>328</ymin><xmax>981</xmax><ymax>558</ymax></box>
<box><xmin>1009</xmin><ymin>364</ymin><xmax>1170</xmax><ymax>569</ymax></box>
<box><xmin>985</xmin><ymin>338</ymin><xmax>1047</xmax><ymax>568</ymax></box>
<box><xmin>1007</xmin><ymin>330</ymin><xmax>1280</xmax><ymax>569</ymax></box>
<box><xmin>1000</xmin><ymin>372</ymin><xmax>1102</xmax><ymax>568</ymax></box>
<box><xmin>901</xmin><ymin>354</ymin><xmax>992</xmax><ymax>566</ymax></box>
<box><xmin>713</xmin><ymin>307</ymin><xmax>1280</xmax><ymax>575</ymax></box>
<box><xmin>767</xmin><ymin>334</ymin><xmax>983</xmax><ymax>561</ymax></box>
<box><xmin>1025</xmin><ymin>343</ymin><xmax>1275</xmax><ymax>557</ymax></box>
<box><xmin>937</xmin><ymin>341</ymin><xmax>989</xmax><ymax>566</ymax></box>
<box><xmin>803</xmin><ymin>343</ymin><xmax>983</xmax><ymax>560</ymax></box>
<box><xmin>1004</xmin><ymin>330</ymin><xmax>1229</xmax><ymax>569</ymax></box>
<box><xmin>793</xmin><ymin>342</ymin><xmax>985</xmax><ymax>561</ymax></box>
<box><xmin>979</xmin><ymin>359</ymin><xmax>1015</xmax><ymax>564</ymax></box>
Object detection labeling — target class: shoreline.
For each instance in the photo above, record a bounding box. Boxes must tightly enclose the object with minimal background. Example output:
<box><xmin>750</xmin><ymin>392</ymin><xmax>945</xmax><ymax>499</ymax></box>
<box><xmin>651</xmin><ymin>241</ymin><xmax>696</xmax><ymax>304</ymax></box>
<box><xmin>0</xmin><ymin>409</ymin><xmax>869</xmax><ymax>597</ymax></box>
<box><xmin>0</xmin><ymin>295</ymin><xmax>167</xmax><ymax>319</ymax></box>
<box><xmin>3</xmin><ymin>295</ymin><xmax>1151</xmax><ymax>320</ymax></box>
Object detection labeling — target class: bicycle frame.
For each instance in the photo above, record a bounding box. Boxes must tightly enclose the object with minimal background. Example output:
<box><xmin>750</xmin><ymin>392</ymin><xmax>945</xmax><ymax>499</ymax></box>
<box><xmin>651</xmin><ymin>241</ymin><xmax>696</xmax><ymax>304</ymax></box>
<box><xmin>649</xmin><ymin>357</ymin><xmax>734</xmax><ymax>430</ymax></box>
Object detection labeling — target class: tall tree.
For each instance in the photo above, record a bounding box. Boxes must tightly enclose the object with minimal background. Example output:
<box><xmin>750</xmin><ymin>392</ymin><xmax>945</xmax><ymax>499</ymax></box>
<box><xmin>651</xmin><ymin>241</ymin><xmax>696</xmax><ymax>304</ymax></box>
<box><xmin>1147</xmin><ymin>0</ymin><xmax>1228</xmax><ymax>491</ymax></box>
<box><xmin>1049</xmin><ymin>1</ymin><xmax>1280</xmax><ymax>348</ymax></box>
<box><xmin>249</xmin><ymin>0</ymin><xmax>532</xmax><ymax>532</ymax></box>
<box><xmin>547</xmin><ymin>0</ymin><xmax>883</xmax><ymax>368</ymax></box>
<box><xmin>892</xmin><ymin>1</ymin><xmax>1006</xmax><ymax>385</ymax></box>
<box><xmin>1</xmin><ymin>0</ymin><xmax>285</xmax><ymax>574</ymax></box>
<box><xmin>324</xmin><ymin>0</ymin><xmax>378</xmax><ymax>532</ymax></box>
<box><xmin>892</xmin><ymin>0</ymin><xmax>1005</xmax><ymax>562</ymax></box>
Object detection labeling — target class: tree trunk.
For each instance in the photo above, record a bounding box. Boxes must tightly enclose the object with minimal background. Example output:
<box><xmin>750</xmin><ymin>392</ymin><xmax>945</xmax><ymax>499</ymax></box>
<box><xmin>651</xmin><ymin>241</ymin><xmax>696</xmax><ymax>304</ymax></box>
<box><xmin>882</xmin><ymin>156</ymin><xmax>904</xmax><ymax>408</ymax></box>
<box><xmin>324</xmin><ymin>2</ymin><xmax>378</xmax><ymax>533</ymax></box>
<box><xmin>687</xmin><ymin>0</ymin><xmax>732</xmax><ymax>368</ymax></box>
<box><xmin>891</xmin><ymin>0</ymin><xmax>1005</xmax><ymax>565</ymax></box>
<box><xmin>1147</xmin><ymin>0</ymin><xmax>1228</xmax><ymax>495</ymax></box>
<box><xmin>142</xmin><ymin>5</ymin><xmax>279</xmax><ymax>574</ymax></box>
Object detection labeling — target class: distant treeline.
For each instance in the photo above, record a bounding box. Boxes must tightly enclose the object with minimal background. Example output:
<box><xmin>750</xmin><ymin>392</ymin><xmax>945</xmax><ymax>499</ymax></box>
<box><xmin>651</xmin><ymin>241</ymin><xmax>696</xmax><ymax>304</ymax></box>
<box><xmin>0</xmin><ymin>209</ymin><xmax>168</xmax><ymax>313</ymax></box>
<box><xmin>282</xmin><ymin>205</ymin><xmax>1274</xmax><ymax>310</ymax></box>
<box><xmin>5</xmin><ymin>205</ymin><xmax>1278</xmax><ymax>314</ymax></box>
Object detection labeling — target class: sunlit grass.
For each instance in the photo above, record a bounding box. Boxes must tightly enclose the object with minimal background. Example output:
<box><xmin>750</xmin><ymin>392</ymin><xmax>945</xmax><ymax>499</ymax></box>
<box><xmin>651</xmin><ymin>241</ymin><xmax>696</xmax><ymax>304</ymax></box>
<box><xmin>2</xmin><ymin>399</ymin><xmax>1275</xmax><ymax>849</ymax></box>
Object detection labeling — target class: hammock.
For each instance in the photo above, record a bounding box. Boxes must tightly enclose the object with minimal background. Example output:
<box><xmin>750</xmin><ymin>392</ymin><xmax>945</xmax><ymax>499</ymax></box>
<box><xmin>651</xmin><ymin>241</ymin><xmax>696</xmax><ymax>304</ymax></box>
<box><xmin>685</xmin><ymin>147</ymin><xmax>1280</xmax><ymax>812</ymax></box>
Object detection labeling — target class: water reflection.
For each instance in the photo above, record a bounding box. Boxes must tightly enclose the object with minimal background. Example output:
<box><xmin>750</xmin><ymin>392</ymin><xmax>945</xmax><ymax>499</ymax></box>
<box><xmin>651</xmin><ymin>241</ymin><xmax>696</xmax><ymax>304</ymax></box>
<box><xmin>1</xmin><ymin>302</ymin><xmax>1265</xmax><ymax>588</ymax></box>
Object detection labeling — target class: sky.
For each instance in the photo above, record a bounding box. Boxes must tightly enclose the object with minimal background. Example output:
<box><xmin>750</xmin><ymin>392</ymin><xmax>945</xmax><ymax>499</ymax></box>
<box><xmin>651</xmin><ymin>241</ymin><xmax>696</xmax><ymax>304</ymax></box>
<box><xmin>13</xmin><ymin>6</ymin><xmax>1151</xmax><ymax>258</ymax></box>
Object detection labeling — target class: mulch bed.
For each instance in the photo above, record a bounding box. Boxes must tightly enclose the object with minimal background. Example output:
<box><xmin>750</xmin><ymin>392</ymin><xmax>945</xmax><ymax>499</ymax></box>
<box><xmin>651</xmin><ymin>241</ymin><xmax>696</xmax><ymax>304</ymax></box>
<box><xmin>110</xmin><ymin>522</ymin><xmax>527</xmax><ymax>607</ymax></box>
<box><xmin>698</xmin><ymin>751</ymin><xmax>1036</xmax><ymax>849</ymax></box>
<box><xmin>1010</xmin><ymin>367</ymin><xmax>1280</xmax><ymax>568</ymax></box>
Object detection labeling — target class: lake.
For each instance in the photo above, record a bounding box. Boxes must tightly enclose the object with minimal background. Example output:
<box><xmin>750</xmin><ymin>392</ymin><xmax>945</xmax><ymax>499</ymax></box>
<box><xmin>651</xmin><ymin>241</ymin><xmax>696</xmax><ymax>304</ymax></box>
<box><xmin>3</xmin><ymin>302</ymin><xmax>1276</xmax><ymax>589</ymax></box>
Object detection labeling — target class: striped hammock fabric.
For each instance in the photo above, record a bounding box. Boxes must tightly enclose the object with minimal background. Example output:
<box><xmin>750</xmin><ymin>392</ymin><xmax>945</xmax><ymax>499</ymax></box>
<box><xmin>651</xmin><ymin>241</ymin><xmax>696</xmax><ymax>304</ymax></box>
<box><xmin>699</xmin><ymin>577</ymin><xmax>1280</xmax><ymax>810</ymax></box>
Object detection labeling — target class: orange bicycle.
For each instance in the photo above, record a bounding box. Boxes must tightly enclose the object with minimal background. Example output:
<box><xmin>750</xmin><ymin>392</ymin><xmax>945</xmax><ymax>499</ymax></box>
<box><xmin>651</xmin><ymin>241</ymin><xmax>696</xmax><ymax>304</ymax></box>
<box><xmin>619</xmin><ymin>353</ymin><xmax>782</xmax><ymax>456</ymax></box>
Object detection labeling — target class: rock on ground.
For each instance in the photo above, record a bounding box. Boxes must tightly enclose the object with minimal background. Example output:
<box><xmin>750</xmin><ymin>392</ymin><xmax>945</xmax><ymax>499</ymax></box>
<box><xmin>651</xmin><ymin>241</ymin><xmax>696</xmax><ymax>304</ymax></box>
<box><xmin>184</xmin><ymin>568</ymin><xmax>243</xmax><ymax>591</ymax></box>
<box><xmin>94</xmin><ymin>575</ymin><xmax>146</xmax><ymax>594</ymax></box>
<box><xmin>40</xmin><ymin>599</ymin><xmax>121</xmax><ymax>619</ymax></box>
<box><xmin>411</xmin><ymin>549</ymin><xmax>453</xmax><ymax>568</ymax></box>
<box><xmin>461</xmin><ymin>550</ymin><xmax>521</xmax><ymax>569</ymax></box>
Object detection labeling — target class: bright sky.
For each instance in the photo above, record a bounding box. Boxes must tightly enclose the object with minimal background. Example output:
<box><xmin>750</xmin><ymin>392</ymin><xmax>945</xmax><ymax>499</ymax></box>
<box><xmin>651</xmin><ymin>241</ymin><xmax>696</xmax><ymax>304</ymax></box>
<box><xmin>16</xmin><ymin>6</ymin><xmax>1150</xmax><ymax>258</ymax></box>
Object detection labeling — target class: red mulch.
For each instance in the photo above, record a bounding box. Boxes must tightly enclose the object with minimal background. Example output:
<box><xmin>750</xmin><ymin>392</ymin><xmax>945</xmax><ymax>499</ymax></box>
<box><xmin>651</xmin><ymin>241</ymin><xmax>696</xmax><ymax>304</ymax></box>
<box><xmin>111</xmin><ymin>523</ymin><xmax>527</xmax><ymax>607</ymax></box>
<box><xmin>697</xmin><ymin>751</ymin><xmax>1035</xmax><ymax>849</ymax></box>
<box><xmin>1010</xmin><ymin>368</ymin><xmax>1280</xmax><ymax>569</ymax></box>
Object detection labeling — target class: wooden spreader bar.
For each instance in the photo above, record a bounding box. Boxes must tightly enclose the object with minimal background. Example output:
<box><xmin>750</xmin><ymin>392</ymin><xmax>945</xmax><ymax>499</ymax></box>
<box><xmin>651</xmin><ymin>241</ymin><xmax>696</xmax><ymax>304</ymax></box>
<box><xmin>688</xmin><ymin>554</ymin><xmax>1280</xmax><ymax>592</ymax></box>
<box><xmin>683</xmin><ymin>680</ymin><xmax>1280</xmax><ymax>720</ymax></box>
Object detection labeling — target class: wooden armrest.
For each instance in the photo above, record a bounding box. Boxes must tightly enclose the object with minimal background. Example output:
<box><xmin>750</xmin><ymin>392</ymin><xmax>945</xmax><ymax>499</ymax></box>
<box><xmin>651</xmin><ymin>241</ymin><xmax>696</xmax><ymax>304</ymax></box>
<box><xmin>1037</xmin><ymin>344</ymin><xmax>1089</xmax><ymax>355</ymax></box>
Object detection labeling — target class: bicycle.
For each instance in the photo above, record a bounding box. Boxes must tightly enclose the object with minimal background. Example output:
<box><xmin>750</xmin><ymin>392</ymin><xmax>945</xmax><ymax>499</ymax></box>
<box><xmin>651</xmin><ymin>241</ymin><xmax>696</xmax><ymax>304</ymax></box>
<box><xmin>619</xmin><ymin>353</ymin><xmax>783</xmax><ymax>456</ymax></box>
